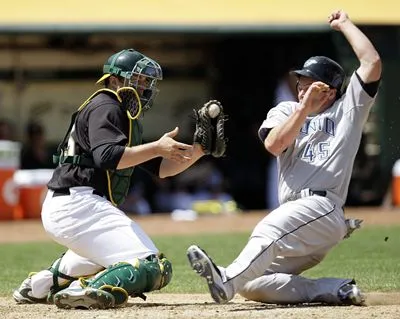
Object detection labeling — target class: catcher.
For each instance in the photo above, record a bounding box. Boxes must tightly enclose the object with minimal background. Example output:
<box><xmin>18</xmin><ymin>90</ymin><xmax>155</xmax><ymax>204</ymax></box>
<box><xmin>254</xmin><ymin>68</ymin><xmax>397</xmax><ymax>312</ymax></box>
<box><xmin>13</xmin><ymin>48</ymin><xmax>227</xmax><ymax>309</ymax></box>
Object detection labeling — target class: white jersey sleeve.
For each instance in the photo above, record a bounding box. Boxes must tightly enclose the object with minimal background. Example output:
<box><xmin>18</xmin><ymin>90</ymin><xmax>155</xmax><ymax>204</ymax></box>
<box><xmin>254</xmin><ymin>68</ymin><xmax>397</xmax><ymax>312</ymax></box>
<box><xmin>343</xmin><ymin>72</ymin><xmax>375</xmax><ymax>115</ymax></box>
<box><xmin>258</xmin><ymin>101</ymin><xmax>298</xmax><ymax>142</ymax></box>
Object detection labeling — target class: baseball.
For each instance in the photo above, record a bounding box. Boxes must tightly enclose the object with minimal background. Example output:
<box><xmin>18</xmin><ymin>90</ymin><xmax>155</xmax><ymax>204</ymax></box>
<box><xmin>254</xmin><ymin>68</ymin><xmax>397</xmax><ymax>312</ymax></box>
<box><xmin>207</xmin><ymin>103</ymin><xmax>221</xmax><ymax>118</ymax></box>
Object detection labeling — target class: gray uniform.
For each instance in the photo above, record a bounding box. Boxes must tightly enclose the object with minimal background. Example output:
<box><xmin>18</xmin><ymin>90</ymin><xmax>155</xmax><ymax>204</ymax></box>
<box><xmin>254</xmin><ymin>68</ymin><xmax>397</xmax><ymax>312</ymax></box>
<box><xmin>218</xmin><ymin>72</ymin><xmax>377</xmax><ymax>304</ymax></box>
<box><xmin>270</xmin><ymin>72</ymin><xmax>373</xmax><ymax>207</ymax></box>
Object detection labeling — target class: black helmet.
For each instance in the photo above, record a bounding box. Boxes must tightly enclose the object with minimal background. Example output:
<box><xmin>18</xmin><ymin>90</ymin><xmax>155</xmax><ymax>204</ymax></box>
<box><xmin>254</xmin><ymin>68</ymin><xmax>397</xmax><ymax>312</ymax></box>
<box><xmin>291</xmin><ymin>56</ymin><xmax>346</xmax><ymax>92</ymax></box>
<box><xmin>97</xmin><ymin>48</ymin><xmax>163</xmax><ymax>110</ymax></box>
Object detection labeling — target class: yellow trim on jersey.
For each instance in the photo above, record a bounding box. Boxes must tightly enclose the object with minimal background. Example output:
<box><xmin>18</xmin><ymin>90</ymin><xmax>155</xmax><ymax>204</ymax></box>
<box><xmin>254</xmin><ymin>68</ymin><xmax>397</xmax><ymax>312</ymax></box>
<box><xmin>116</xmin><ymin>86</ymin><xmax>143</xmax><ymax>120</ymax></box>
<box><xmin>77</xmin><ymin>88</ymin><xmax>122</xmax><ymax>111</ymax></box>
<box><xmin>106</xmin><ymin>171</ymin><xmax>117</xmax><ymax>206</ymax></box>
<box><xmin>106</xmin><ymin>103</ymin><xmax>135</xmax><ymax>206</ymax></box>
<box><xmin>127</xmin><ymin>109</ymin><xmax>133</xmax><ymax>146</ymax></box>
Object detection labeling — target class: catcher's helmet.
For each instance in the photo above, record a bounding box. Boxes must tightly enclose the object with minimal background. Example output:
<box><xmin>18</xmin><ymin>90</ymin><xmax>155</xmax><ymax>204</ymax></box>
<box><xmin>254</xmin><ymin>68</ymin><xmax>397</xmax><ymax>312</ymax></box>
<box><xmin>97</xmin><ymin>48</ymin><xmax>163</xmax><ymax>110</ymax></box>
<box><xmin>291</xmin><ymin>56</ymin><xmax>345</xmax><ymax>92</ymax></box>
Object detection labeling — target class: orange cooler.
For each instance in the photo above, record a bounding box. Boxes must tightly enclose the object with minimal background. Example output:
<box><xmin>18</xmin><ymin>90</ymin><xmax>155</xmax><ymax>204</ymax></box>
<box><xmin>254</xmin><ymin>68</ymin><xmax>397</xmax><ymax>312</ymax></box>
<box><xmin>14</xmin><ymin>169</ymin><xmax>54</xmax><ymax>219</ymax></box>
<box><xmin>392</xmin><ymin>159</ymin><xmax>400</xmax><ymax>206</ymax></box>
<box><xmin>0</xmin><ymin>141</ymin><xmax>21</xmax><ymax>220</ymax></box>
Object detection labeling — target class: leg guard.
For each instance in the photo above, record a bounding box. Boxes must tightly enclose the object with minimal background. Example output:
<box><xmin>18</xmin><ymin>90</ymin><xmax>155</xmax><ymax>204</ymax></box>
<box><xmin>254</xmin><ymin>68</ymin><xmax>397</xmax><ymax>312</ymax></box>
<box><xmin>80</xmin><ymin>254</ymin><xmax>173</xmax><ymax>306</ymax></box>
<box><xmin>47</xmin><ymin>253</ymin><xmax>79</xmax><ymax>302</ymax></box>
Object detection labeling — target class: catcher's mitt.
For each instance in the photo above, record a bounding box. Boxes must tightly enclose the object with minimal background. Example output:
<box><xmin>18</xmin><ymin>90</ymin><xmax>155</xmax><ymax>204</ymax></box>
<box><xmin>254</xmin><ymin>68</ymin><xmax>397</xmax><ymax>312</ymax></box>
<box><xmin>193</xmin><ymin>100</ymin><xmax>227</xmax><ymax>158</ymax></box>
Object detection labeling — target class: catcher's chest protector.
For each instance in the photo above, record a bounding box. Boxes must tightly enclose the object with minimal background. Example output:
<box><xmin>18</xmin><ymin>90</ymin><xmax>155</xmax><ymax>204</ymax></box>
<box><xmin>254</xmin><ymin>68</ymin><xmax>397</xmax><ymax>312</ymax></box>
<box><xmin>107</xmin><ymin>120</ymin><xmax>142</xmax><ymax>206</ymax></box>
<box><xmin>106</xmin><ymin>117</ymin><xmax>142</xmax><ymax>206</ymax></box>
<box><xmin>84</xmin><ymin>89</ymin><xmax>143</xmax><ymax>206</ymax></box>
<box><xmin>92</xmin><ymin>90</ymin><xmax>143</xmax><ymax>206</ymax></box>
<box><xmin>57</xmin><ymin>89</ymin><xmax>143</xmax><ymax>206</ymax></box>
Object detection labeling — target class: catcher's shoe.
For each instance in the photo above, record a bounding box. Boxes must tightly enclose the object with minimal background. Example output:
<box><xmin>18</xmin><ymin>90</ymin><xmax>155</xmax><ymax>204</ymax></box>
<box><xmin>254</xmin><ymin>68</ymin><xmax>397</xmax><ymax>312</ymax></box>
<box><xmin>13</xmin><ymin>276</ymin><xmax>48</xmax><ymax>304</ymax></box>
<box><xmin>338</xmin><ymin>281</ymin><xmax>365</xmax><ymax>306</ymax></box>
<box><xmin>187</xmin><ymin>245</ymin><xmax>230</xmax><ymax>304</ymax></box>
<box><xmin>54</xmin><ymin>287</ymin><xmax>115</xmax><ymax>310</ymax></box>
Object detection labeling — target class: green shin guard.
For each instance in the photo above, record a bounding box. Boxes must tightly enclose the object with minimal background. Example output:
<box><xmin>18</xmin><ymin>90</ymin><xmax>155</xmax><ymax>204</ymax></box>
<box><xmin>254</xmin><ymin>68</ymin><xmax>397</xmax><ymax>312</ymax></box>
<box><xmin>155</xmin><ymin>254</ymin><xmax>173</xmax><ymax>290</ymax></box>
<box><xmin>81</xmin><ymin>255</ymin><xmax>173</xmax><ymax>306</ymax></box>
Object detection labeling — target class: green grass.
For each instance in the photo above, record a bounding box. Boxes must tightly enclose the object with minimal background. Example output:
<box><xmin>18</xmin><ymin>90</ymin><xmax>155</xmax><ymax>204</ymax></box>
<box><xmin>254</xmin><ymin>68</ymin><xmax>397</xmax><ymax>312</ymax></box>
<box><xmin>1</xmin><ymin>226</ymin><xmax>399</xmax><ymax>297</ymax></box>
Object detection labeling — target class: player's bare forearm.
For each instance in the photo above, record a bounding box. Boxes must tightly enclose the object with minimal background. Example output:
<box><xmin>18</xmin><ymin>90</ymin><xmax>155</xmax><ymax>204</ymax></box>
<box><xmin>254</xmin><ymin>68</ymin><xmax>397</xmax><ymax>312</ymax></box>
<box><xmin>117</xmin><ymin>142</ymin><xmax>160</xmax><ymax>170</ymax></box>
<box><xmin>159</xmin><ymin>144</ymin><xmax>204</xmax><ymax>178</ymax></box>
<box><xmin>330</xmin><ymin>11</ymin><xmax>381</xmax><ymax>82</ymax></box>
<box><xmin>118</xmin><ymin>127</ymin><xmax>195</xmax><ymax>170</ymax></box>
<box><xmin>339</xmin><ymin>21</ymin><xmax>381</xmax><ymax>81</ymax></box>
<box><xmin>264</xmin><ymin>108</ymin><xmax>308</xmax><ymax>156</ymax></box>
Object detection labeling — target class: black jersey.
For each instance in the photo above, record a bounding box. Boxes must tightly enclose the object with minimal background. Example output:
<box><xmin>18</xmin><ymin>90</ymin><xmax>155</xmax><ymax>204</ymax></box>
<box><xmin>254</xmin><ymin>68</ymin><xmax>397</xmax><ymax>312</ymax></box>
<box><xmin>48</xmin><ymin>91</ymin><xmax>160</xmax><ymax>198</ymax></box>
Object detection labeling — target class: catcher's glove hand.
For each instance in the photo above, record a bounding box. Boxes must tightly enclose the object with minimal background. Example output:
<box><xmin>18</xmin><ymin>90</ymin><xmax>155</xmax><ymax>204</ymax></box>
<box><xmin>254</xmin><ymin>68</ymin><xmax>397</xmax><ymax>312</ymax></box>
<box><xmin>193</xmin><ymin>100</ymin><xmax>228</xmax><ymax>158</ymax></box>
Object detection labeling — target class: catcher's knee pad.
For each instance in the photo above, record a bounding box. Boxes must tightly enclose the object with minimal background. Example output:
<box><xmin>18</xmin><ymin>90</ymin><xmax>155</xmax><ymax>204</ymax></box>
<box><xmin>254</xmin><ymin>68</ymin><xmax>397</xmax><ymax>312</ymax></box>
<box><xmin>80</xmin><ymin>254</ymin><xmax>173</xmax><ymax>306</ymax></box>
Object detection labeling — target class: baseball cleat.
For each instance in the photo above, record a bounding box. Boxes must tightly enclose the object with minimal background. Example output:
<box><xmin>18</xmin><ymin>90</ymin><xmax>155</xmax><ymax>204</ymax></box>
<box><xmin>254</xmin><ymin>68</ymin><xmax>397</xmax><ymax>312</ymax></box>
<box><xmin>13</xmin><ymin>276</ymin><xmax>48</xmax><ymax>304</ymax></box>
<box><xmin>187</xmin><ymin>245</ymin><xmax>229</xmax><ymax>304</ymax></box>
<box><xmin>54</xmin><ymin>287</ymin><xmax>115</xmax><ymax>309</ymax></box>
<box><xmin>338</xmin><ymin>281</ymin><xmax>365</xmax><ymax>306</ymax></box>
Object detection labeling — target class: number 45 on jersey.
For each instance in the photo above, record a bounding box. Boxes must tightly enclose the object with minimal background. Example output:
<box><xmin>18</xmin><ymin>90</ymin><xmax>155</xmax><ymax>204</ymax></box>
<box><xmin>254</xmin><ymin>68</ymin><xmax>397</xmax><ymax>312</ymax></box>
<box><xmin>301</xmin><ymin>142</ymin><xmax>330</xmax><ymax>162</ymax></box>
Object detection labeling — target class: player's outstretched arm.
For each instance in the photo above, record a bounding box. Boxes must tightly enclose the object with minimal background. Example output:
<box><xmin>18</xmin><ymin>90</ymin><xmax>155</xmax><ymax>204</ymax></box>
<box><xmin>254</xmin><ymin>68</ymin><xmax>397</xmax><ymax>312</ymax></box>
<box><xmin>329</xmin><ymin>10</ymin><xmax>381</xmax><ymax>83</ymax></box>
<box><xmin>159</xmin><ymin>143</ymin><xmax>204</xmax><ymax>178</ymax></box>
<box><xmin>117</xmin><ymin>127</ymin><xmax>194</xmax><ymax>170</ymax></box>
<box><xmin>159</xmin><ymin>99</ymin><xmax>227</xmax><ymax>177</ymax></box>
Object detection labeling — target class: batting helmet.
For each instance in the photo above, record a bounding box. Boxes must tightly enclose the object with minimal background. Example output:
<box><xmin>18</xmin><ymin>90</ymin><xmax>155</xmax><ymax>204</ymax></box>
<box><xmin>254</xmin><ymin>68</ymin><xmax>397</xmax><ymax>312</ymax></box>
<box><xmin>97</xmin><ymin>48</ymin><xmax>163</xmax><ymax>110</ymax></box>
<box><xmin>291</xmin><ymin>56</ymin><xmax>346</xmax><ymax>92</ymax></box>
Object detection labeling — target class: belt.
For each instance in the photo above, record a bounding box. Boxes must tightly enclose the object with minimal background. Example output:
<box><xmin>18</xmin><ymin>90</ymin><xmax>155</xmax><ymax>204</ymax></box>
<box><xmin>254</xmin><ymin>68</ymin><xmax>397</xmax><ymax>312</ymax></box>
<box><xmin>52</xmin><ymin>188</ymin><xmax>104</xmax><ymax>198</ymax></box>
<box><xmin>309</xmin><ymin>190</ymin><xmax>327</xmax><ymax>197</ymax></box>
<box><xmin>288</xmin><ymin>189</ymin><xmax>327</xmax><ymax>201</ymax></box>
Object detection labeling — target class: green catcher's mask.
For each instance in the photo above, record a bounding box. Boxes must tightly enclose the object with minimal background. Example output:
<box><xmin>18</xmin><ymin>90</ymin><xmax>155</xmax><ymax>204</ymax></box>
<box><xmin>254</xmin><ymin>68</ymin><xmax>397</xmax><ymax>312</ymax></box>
<box><xmin>97</xmin><ymin>48</ymin><xmax>163</xmax><ymax>115</ymax></box>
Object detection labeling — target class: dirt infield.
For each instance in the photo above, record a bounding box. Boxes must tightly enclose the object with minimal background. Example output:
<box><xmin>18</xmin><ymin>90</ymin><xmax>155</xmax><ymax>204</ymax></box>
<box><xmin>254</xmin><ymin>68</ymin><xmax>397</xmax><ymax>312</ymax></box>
<box><xmin>1</xmin><ymin>207</ymin><xmax>400</xmax><ymax>318</ymax></box>
<box><xmin>2</xmin><ymin>293</ymin><xmax>400</xmax><ymax>319</ymax></box>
